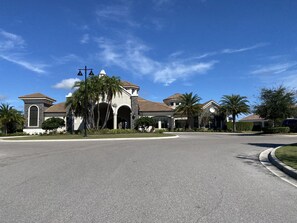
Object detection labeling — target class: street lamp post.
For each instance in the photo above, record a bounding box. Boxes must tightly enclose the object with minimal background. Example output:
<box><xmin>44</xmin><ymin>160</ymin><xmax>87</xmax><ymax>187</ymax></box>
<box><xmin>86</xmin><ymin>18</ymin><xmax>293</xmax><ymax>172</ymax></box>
<box><xmin>77</xmin><ymin>66</ymin><xmax>94</xmax><ymax>137</ymax></box>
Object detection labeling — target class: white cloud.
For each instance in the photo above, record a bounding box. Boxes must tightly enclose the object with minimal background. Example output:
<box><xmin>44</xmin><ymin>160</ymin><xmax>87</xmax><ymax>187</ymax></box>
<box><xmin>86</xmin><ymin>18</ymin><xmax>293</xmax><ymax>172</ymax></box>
<box><xmin>221</xmin><ymin>43</ymin><xmax>268</xmax><ymax>54</ymax></box>
<box><xmin>251</xmin><ymin>62</ymin><xmax>297</xmax><ymax>75</ymax></box>
<box><xmin>0</xmin><ymin>30</ymin><xmax>25</xmax><ymax>51</ymax></box>
<box><xmin>0</xmin><ymin>29</ymin><xmax>48</xmax><ymax>74</ymax></box>
<box><xmin>0</xmin><ymin>54</ymin><xmax>46</xmax><ymax>73</ymax></box>
<box><xmin>0</xmin><ymin>95</ymin><xmax>7</xmax><ymax>101</ymax></box>
<box><xmin>96</xmin><ymin>5</ymin><xmax>139</xmax><ymax>27</ymax></box>
<box><xmin>96</xmin><ymin>37</ymin><xmax>216</xmax><ymax>85</ymax></box>
<box><xmin>53</xmin><ymin>78</ymin><xmax>81</xmax><ymax>89</ymax></box>
<box><xmin>80</xmin><ymin>34</ymin><xmax>89</xmax><ymax>44</ymax></box>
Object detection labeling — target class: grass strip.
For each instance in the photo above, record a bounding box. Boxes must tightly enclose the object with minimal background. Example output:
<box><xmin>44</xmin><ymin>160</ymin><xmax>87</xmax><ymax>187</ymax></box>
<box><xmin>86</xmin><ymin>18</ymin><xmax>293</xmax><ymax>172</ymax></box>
<box><xmin>275</xmin><ymin>144</ymin><xmax>297</xmax><ymax>170</ymax></box>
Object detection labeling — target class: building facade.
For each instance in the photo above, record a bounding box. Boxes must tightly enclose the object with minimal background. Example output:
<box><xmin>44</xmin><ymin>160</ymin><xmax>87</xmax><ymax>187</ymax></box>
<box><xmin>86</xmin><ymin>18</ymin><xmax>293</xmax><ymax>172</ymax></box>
<box><xmin>19</xmin><ymin>75</ymin><xmax>222</xmax><ymax>134</ymax></box>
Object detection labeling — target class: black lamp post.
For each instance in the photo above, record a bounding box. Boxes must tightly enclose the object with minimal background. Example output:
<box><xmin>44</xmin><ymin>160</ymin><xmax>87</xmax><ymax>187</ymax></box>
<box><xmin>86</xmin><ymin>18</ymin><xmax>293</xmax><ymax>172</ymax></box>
<box><xmin>77</xmin><ymin>66</ymin><xmax>94</xmax><ymax>137</ymax></box>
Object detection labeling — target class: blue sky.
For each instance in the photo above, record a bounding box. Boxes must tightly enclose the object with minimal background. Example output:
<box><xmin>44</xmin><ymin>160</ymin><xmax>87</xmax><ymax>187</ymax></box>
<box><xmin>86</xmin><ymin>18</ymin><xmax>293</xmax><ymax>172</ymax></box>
<box><xmin>0</xmin><ymin>0</ymin><xmax>297</xmax><ymax>111</ymax></box>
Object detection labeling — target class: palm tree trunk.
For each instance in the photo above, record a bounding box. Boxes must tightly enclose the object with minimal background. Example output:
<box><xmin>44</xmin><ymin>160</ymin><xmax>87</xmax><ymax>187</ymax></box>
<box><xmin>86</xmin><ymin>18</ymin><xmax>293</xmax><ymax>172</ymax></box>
<box><xmin>232</xmin><ymin>114</ymin><xmax>236</xmax><ymax>132</ymax></box>
<box><xmin>96</xmin><ymin>103</ymin><xmax>100</xmax><ymax>130</ymax></box>
<box><xmin>102</xmin><ymin>102</ymin><xmax>111</xmax><ymax>129</ymax></box>
<box><xmin>187</xmin><ymin>116</ymin><xmax>192</xmax><ymax>130</ymax></box>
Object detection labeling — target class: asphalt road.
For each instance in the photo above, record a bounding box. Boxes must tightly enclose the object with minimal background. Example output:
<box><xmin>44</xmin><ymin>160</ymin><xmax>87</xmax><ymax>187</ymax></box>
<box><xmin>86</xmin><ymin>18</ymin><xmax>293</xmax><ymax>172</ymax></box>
<box><xmin>0</xmin><ymin>133</ymin><xmax>297</xmax><ymax>223</ymax></box>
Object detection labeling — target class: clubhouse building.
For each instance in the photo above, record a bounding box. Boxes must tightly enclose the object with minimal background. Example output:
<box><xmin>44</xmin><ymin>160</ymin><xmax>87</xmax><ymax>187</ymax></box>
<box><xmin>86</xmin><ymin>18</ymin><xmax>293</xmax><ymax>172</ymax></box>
<box><xmin>19</xmin><ymin>72</ymin><xmax>222</xmax><ymax>134</ymax></box>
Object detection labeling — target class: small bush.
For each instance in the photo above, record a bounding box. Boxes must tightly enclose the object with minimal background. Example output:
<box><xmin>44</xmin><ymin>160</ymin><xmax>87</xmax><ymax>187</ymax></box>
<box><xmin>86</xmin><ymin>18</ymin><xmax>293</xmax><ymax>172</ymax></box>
<box><xmin>87</xmin><ymin>129</ymin><xmax>137</xmax><ymax>135</ymax></box>
<box><xmin>155</xmin><ymin>129</ymin><xmax>165</xmax><ymax>134</ymax></box>
<box><xmin>42</xmin><ymin>117</ymin><xmax>65</xmax><ymax>132</ymax></box>
<box><xmin>263</xmin><ymin>127</ymin><xmax>290</xmax><ymax>134</ymax></box>
<box><xmin>226</xmin><ymin>122</ymin><xmax>254</xmax><ymax>132</ymax></box>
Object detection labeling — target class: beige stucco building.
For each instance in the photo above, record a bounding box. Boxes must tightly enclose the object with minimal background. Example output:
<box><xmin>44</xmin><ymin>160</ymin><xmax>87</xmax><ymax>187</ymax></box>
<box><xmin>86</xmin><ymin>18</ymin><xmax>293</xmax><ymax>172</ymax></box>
<box><xmin>19</xmin><ymin>74</ymin><xmax>222</xmax><ymax>134</ymax></box>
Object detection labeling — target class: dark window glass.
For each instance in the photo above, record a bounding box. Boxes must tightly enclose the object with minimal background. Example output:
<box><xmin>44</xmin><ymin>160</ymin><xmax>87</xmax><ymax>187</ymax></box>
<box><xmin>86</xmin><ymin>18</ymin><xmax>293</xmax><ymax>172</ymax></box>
<box><xmin>29</xmin><ymin>106</ymin><xmax>38</xmax><ymax>126</ymax></box>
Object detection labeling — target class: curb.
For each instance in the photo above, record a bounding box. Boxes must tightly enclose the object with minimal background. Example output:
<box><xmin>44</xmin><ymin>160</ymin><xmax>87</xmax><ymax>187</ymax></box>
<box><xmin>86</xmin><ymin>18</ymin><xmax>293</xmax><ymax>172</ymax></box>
<box><xmin>0</xmin><ymin>135</ymin><xmax>179</xmax><ymax>143</ymax></box>
<box><xmin>268</xmin><ymin>146</ymin><xmax>297</xmax><ymax>180</ymax></box>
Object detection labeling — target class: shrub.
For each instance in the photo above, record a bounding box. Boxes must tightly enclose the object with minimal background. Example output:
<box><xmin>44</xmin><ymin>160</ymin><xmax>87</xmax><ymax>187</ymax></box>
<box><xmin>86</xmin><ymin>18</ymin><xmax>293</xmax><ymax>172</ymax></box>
<box><xmin>226</xmin><ymin>122</ymin><xmax>253</xmax><ymax>132</ymax></box>
<box><xmin>134</xmin><ymin>117</ymin><xmax>156</xmax><ymax>129</ymax></box>
<box><xmin>263</xmin><ymin>127</ymin><xmax>290</xmax><ymax>134</ymax></box>
<box><xmin>155</xmin><ymin>129</ymin><xmax>165</xmax><ymax>134</ymax></box>
<box><xmin>42</xmin><ymin>117</ymin><xmax>65</xmax><ymax>132</ymax></box>
<box><xmin>87</xmin><ymin>129</ymin><xmax>137</xmax><ymax>135</ymax></box>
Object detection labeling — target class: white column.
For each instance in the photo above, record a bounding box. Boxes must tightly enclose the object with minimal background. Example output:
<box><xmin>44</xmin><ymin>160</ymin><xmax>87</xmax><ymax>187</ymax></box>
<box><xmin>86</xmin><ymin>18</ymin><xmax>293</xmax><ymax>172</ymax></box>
<box><xmin>113</xmin><ymin>113</ymin><xmax>117</xmax><ymax>129</ymax></box>
<box><xmin>158</xmin><ymin>121</ymin><xmax>162</xmax><ymax>129</ymax></box>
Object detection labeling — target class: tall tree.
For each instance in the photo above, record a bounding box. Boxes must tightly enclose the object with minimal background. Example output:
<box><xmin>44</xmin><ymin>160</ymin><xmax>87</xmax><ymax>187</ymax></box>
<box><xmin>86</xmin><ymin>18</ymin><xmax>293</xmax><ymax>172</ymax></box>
<box><xmin>254</xmin><ymin>85</ymin><xmax>297</xmax><ymax>127</ymax></box>
<box><xmin>220</xmin><ymin>94</ymin><xmax>250</xmax><ymax>132</ymax></box>
<box><xmin>66</xmin><ymin>75</ymin><xmax>123</xmax><ymax>130</ymax></box>
<box><xmin>101</xmin><ymin>76</ymin><xmax>123</xmax><ymax>129</ymax></box>
<box><xmin>0</xmin><ymin>103</ymin><xmax>24</xmax><ymax>135</ymax></box>
<box><xmin>175</xmin><ymin>92</ymin><xmax>202</xmax><ymax>130</ymax></box>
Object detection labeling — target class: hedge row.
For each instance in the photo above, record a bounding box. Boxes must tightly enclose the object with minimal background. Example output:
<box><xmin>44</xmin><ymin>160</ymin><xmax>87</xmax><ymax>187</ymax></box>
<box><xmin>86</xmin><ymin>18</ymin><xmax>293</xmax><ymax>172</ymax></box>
<box><xmin>226</xmin><ymin>122</ymin><xmax>254</xmax><ymax>132</ymax></box>
<box><xmin>262</xmin><ymin>127</ymin><xmax>290</xmax><ymax>134</ymax></box>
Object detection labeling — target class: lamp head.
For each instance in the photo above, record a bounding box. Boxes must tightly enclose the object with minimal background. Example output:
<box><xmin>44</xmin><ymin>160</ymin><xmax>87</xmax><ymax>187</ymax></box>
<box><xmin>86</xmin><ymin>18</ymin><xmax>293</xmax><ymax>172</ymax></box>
<box><xmin>77</xmin><ymin>70</ymin><xmax>83</xmax><ymax>76</ymax></box>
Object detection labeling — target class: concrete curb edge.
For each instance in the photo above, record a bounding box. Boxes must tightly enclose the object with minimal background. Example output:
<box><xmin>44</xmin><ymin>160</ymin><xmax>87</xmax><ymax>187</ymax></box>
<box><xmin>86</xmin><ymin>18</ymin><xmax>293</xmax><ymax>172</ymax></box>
<box><xmin>268</xmin><ymin>146</ymin><xmax>297</xmax><ymax>180</ymax></box>
<box><xmin>0</xmin><ymin>135</ymin><xmax>179</xmax><ymax>143</ymax></box>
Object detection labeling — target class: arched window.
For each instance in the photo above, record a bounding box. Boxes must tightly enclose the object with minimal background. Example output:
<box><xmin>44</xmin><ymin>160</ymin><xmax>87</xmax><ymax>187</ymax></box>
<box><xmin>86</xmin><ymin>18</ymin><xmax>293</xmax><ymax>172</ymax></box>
<box><xmin>29</xmin><ymin>106</ymin><xmax>38</xmax><ymax>127</ymax></box>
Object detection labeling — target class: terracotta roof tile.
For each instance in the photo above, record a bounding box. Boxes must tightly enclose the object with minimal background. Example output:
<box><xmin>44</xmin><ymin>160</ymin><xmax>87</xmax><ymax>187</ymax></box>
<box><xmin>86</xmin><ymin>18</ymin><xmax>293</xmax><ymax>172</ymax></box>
<box><xmin>138</xmin><ymin>97</ymin><xmax>174</xmax><ymax>112</ymax></box>
<box><xmin>45</xmin><ymin>102</ymin><xmax>66</xmax><ymax>113</ymax></box>
<box><xmin>19</xmin><ymin>93</ymin><xmax>56</xmax><ymax>102</ymax></box>
<box><xmin>240</xmin><ymin>114</ymin><xmax>264</xmax><ymax>121</ymax></box>
<box><xmin>121</xmin><ymin>81</ymin><xmax>139</xmax><ymax>89</ymax></box>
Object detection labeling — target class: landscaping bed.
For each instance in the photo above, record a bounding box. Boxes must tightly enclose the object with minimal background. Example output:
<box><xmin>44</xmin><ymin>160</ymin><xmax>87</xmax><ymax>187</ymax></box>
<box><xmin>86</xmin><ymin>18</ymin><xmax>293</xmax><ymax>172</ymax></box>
<box><xmin>275</xmin><ymin>144</ymin><xmax>297</xmax><ymax>170</ymax></box>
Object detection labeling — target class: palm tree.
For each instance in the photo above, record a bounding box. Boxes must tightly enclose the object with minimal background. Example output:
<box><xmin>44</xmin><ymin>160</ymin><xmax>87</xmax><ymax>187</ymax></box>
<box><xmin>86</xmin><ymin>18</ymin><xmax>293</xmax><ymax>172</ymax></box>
<box><xmin>0</xmin><ymin>103</ymin><xmax>24</xmax><ymax>135</ymax></box>
<box><xmin>175</xmin><ymin>92</ymin><xmax>202</xmax><ymax>130</ymax></box>
<box><xmin>66</xmin><ymin>75</ymin><xmax>123</xmax><ymax>130</ymax></box>
<box><xmin>220</xmin><ymin>94</ymin><xmax>250</xmax><ymax>132</ymax></box>
<box><xmin>101</xmin><ymin>76</ymin><xmax>123</xmax><ymax>129</ymax></box>
<box><xmin>88</xmin><ymin>76</ymin><xmax>105</xmax><ymax>129</ymax></box>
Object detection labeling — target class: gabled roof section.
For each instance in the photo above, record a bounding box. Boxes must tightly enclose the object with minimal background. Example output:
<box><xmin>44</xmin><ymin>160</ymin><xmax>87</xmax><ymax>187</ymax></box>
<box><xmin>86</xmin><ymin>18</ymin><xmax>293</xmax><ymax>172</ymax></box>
<box><xmin>45</xmin><ymin>102</ymin><xmax>66</xmax><ymax>113</ymax></box>
<box><xmin>19</xmin><ymin>93</ymin><xmax>56</xmax><ymax>102</ymax></box>
<box><xmin>138</xmin><ymin>97</ymin><xmax>174</xmax><ymax>112</ymax></box>
<box><xmin>163</xmin><ymin>93</ymin><xmax>182</xmax><ymax>104</ymax></box>
<box><xmin>121</xmin><ymin>80</ymin><xmax>140</xmax><ymax>89</ymax></box>
<box><xmin>240</xmin><ymin>114</ymin><xmax>265</xmax><ymax>121</ymax></box>
<box><xmin>202</xmin><ymin>100</ymin><xmax>220</xmax><ymax>109</ymax></box>
<box><xmin>164</xmin><ymin>93</ymin><xmax>182</xmax><ymax>100</ymax></box>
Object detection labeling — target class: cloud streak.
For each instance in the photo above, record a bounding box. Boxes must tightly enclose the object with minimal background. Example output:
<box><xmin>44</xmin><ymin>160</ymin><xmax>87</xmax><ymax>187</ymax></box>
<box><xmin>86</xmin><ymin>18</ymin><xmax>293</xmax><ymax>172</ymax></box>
<box><xmin>0</xmin><ymin>55</ymin><xmax>46</xmax><ymax>73</ymax></box>
<box><xmin>0</xmin><ymin>29</ymin><xmax>48</xmax><ymax>74</ymax></box>
<box><xmin>53</xmin><ymin>78</ymin><xmax>81</xmax><ymax>89</ymax></box>
<box><xmin>251</xmin><ymin>62</ymin><xmax>297</xmax><ymax>75</ymax></box>
<box><xmin>96</xmin><ymin>5</ymin><xmax>139</xmax><ymax>27</ymax></box>
<box><xmin>96</xmin><ymin>37</ymin><xmax>216</xmax><ymax>85</ymax></box>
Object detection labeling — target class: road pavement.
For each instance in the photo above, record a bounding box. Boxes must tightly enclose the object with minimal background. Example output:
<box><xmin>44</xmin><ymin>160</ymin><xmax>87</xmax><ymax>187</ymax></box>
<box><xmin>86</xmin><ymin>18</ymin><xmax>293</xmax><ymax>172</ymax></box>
<box><xmin>0</xmin><ymin>133</ymin><xmax>297</xmax><ymax>222</ymax></box>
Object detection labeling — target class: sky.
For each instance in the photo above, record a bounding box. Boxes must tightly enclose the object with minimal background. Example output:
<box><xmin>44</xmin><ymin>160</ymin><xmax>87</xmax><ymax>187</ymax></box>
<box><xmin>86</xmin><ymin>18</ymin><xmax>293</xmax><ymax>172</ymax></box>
<box><xmin>0</xmin><ymin>0</ymin><xmax>297</xmax><ymax>112</ymax></box>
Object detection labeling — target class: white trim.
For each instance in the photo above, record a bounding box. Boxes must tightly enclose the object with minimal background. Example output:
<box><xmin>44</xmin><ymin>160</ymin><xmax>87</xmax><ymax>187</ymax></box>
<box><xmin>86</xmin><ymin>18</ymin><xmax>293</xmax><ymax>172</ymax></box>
<box><xmin>202</xmin><ymin>100</ymin><xmax>220</xmax><ymax>109</ymax></box>
<box><xmin>116</xmin><ymin>104</ymin><xmax>131</xmax><ymax>114</ymax></box>
<box><xmin>28</xmin><ymin>105</ymin><xmax>39</xmax><ymax>127</ymax></box>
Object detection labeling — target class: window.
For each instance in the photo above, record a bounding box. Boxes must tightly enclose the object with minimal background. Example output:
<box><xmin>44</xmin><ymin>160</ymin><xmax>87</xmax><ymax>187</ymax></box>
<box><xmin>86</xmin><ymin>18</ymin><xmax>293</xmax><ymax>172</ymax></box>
<box><xmin>29</xmin><ymin>106</ymin><xmax>38</xmax><ymax>126</ymax></box>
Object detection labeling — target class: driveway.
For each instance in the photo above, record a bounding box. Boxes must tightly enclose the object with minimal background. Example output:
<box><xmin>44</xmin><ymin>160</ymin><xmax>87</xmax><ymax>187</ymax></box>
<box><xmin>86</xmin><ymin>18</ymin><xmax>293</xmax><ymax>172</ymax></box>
<box><xmin>0</xmin><ymin>133</ymin><xmax>297</xmax><ymax>222</ymax></box>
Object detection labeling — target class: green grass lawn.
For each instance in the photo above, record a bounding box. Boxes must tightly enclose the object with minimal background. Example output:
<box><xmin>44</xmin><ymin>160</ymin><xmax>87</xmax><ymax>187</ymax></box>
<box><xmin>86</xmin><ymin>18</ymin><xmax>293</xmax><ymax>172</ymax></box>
<box><xmin>275</xmin><ymin>144</ymin><xmax>297</xmax><ymax>170</ymax></box>
<box><xmin>3</xmin><ymin>133</ymin><xmax>175</xmax><ymax>140</ymax></box>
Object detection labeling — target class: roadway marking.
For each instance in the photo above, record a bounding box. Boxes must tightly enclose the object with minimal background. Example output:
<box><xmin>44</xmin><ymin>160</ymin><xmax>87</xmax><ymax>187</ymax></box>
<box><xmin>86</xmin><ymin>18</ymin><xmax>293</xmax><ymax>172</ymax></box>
<box><xmin>259</xmin><ymin>148</ymin><xmax>297</xmax><ymax>188</ymax></box>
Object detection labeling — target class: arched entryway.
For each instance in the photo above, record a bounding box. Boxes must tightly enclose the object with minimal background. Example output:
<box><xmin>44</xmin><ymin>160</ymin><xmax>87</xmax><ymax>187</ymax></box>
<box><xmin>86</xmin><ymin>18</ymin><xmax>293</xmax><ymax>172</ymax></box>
<box><xmin>94</xmin><ymin>102</ymin><xmax>114</xmax><ymax>129</ymax></box>
<box><xmin>117</xmin><ymin>105</ymin><xmax>131</xmax><ymax>129</ymax></box>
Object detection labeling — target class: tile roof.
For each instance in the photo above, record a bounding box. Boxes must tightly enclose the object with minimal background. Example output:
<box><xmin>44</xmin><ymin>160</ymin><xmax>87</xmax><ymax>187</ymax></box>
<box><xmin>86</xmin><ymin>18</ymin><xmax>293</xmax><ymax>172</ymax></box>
<box><xmin>45</xmin><ymin>102</ymin><xmax>66</xmax><ymax>113</ymax></box>
<box><xmin>138</xmin><ymin>97</ymin><xmax>174</xmax><ymax>112</ymax></box>
<box><xmin>19</xmin><ymin>93</ymin><xmax>56</xmax><ymax>102</ymax></box>
<box><xmin>121</xmin><ymin>81</ymin><xmax>140</xmax><ymax>89</ymax></box>
<box><xmin>240</xmin><ymin>114</ymin><xmax>264</xmax><ymax>121</ymax></box>
<box><xmin>164</xmin><ymin>93</ymin><xmax>182</xmax><ymax>101</ymax></box>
